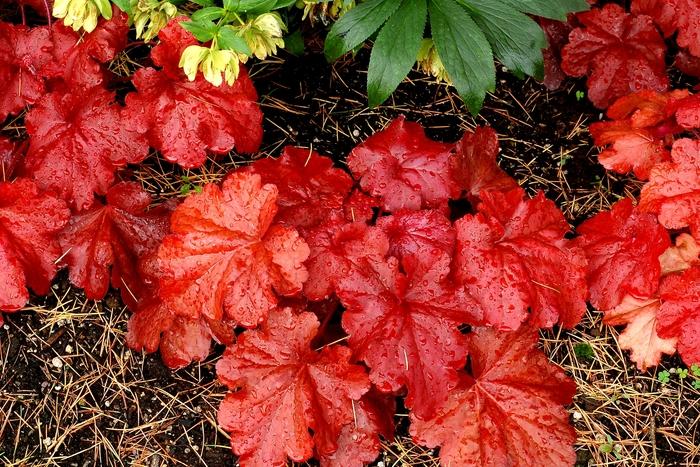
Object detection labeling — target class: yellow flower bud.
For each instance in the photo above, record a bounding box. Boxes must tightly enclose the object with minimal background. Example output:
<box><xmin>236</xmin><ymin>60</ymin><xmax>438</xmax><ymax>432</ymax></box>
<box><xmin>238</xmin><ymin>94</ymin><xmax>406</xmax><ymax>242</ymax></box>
<box><xmin>242</xmin><ymin>13</ymin><xmax>286</xmax><ymax>60</ymax></box>
<box><xmin>179</xmin><ymin>46</ymin><xmax>242</xmax><ymax>87</ymax></box>
<box><xmin>52</xmin><ymin>0</ymin><xmax>110</xmax><ymax>33</ymax></box>
<box><xmin>417</xmin><ymin>38</ymin><xmax>452</xmax><ymax>85</ymax></box>
<box><xmin>179</xmin><ymin>45</ymin><xmax>210</xmax><ymax>82</ymax></box>
<box><xmin>132</xmin><ymin>0</ymin><xmax>178</xmax><ymax>42</ymax></box>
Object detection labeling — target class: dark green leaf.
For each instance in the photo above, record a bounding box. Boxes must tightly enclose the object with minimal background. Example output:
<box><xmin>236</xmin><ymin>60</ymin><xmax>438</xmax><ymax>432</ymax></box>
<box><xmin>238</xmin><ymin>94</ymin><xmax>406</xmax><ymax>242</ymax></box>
<box><xmin>501</xmin><ymin>0</ymin><xmax>589</xmax><ymax>21</ymax></box>
<box><xmin>191</xmin><ymin>6</ymin><xmax>226</xmax><ymax>21</ymax></box>
<box><xmin>460</xmin><ymin>0</ymin><xmax>546</xmax><ymax>79</ymax></box>
<box><xmin>367</xmin><ymin>0</ymin><xmax>427</xmax><ymax>107</ymax></box>
<box><xmin>181</xmin><ymin>20</ymin><xmax>217</xmax><ymax>42</ymax></box>
<box><xmin>429</xmin><ymin>0</ymin><xmax>494</xmax><ymax>115</ymax></box>
<box><xmin>324</xmin><ymin>0</ymin><xmax>400</xmax><ymax>61</ymax></box>
<box><xmin>284</xmin><ymin>29</ymin><xmax>305</xmax><ymax>56</ymax></box>
<box><xmin>190</xmin><ymin>0</ymin><xmax>216</xmax><ymax>6</ymax></box>
<box><xmin>217</xmin><ymin>25</ymin><xmax>252</xmax><ymax>54</ymax></box>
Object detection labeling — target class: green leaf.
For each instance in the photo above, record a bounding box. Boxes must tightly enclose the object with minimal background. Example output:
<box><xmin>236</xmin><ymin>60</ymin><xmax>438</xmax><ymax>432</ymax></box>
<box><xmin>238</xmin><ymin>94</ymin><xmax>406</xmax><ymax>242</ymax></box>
<box><xmin>460</xmin><ymin>0</ymin><xmax>546</xmax><ymax>79</ymax></box>
<box><xmin>500</xmin><ymin>0</ymin><xmax>589</xmax><ymax>21</ymax></box>
<box><xmin>284</xmin><ymin>29</ymin><xmax>305</xmax><ymax>56</ymax></box>
<box><xmin>217</xmin><ymin>25</ymin><xmax>252</xmax><ymax>54</ymax></box>
<box><xmin>224</xmin><ymin>0</ymin><xmax>277</xmax><ymax>12</ymax></box>
<box><xmin>191</xmin><ymin>6</ymin><xmax>226</xmax><ymax>21</ymax></box>
<box><xmin>429</xmin><ymin>0</ymin><xmax>494</xmax><ymax>115</ymax></box>
<box><xmin>367</xmin><ymin>0</ymin><xmax>427</xmax><ymax>107</ymax></box>
<box><xmin>181</xmin><ymin>20</ymin><xmax>217</xmax><ymax>42</ymax></box>
<box><xmin>273</xmin><ymin>0</ymin><xmax>297</xmax><ymax>7</ymax></box>
<box><xmin>190</xmin><ymin>0</ymin><xmax>216</xmax><ymax>6</ymax></box>
<box><xmin>324</xmin><ymin>0</ymin><xmax>400</xmax><ymax>61</ymax></box>
<box><xmin>111</xmin><ymin>0</ymin><xmax>131</xmax><ymax>15</ymax></box>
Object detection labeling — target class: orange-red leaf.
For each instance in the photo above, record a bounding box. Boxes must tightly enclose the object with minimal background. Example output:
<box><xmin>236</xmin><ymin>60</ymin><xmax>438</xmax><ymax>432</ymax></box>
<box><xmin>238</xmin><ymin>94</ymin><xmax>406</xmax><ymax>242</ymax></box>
<box><xmin>454</xmin><ymin>188</ymin><xmax>588</xmax><ymax>330</ymax></box>
<box><xmin>658</xmin><ymin>266</ymin><xmax>700</xmax><ymax>365</ymax></box>
<box><xmin>127</xmin><ymin>172</ymin><xmax>309</xmax><ymax>367</ymax></box>
<box><xmin>410</xmin><ymin>326</ymin><xmax>577</xmax><ymax>467</ymax></box>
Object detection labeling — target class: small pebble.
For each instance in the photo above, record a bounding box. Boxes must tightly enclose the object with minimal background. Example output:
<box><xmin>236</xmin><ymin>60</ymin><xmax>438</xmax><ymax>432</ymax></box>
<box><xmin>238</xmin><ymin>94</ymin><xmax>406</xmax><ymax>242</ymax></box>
<box><xmin>65</xmin><ymin>344</ymin><xmax>73</xmax><ymax>353</ymax></box>
<box><xmin>573</xmin><ymin>411</ymin><xmax>582</xmax><ymax>421</ymax></box>
<box><xmin>3</xmin><ymin>324</ymin><xmax>9</xmax><ymax>330</ymax></box>
<box><xmin>51</xmin><ymin>357</ymin><xmax>63</xmax><ymax>369</ymax></box>
<box><xmin>43</xmin><ymin>437</ymin><xmax>52</xmax><ymax>447</ymax></box>
<box><xmin>352</xmin><ymin>129</ymin><xmax>360</xmax><ymax>137</ymax></box>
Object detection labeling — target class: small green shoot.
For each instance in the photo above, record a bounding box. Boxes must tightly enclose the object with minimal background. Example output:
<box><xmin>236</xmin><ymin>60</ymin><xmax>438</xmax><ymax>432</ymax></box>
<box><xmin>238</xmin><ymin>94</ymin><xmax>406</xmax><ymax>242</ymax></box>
<box><xmin>575</xmin><ymin>90</ymin><xmax>585</xmax><ymax>101</ymax></box>
<box><xmin>658</xmin><ymin>370</ymin><xmax>670</xmax><ymax>384</ymax></box>
<box><xmin>574</xmin><ymin>342</ymin><xmax>594</xmax><ymax>361</ymax></box>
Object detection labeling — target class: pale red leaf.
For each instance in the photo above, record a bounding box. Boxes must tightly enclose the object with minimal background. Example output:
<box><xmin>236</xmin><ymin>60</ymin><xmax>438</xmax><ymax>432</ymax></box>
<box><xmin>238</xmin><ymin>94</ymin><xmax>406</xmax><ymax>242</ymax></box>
<box><xmin>660</xmin><ymin>233</ymin><xmax>700</xmax><ymax>275</ymax></box>
<box><xmin>376</xmin><ymin>209</ymin><xmax>455</xmax><ymax>262</ymax></box>
<box><xmin>603</xmin><ymin>295</ymin><xmax>677</xmax><ymax>370</ymax></box>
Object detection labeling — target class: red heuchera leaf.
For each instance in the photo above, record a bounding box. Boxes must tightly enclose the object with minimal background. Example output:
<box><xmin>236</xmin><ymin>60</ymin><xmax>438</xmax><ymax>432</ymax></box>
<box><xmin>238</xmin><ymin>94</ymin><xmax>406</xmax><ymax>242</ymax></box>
<box><xmin>320</xmin><ymin>391</ymin><xmax>395</xmax><ymax>467</ymax></box>
<box><xmin>631</xmin><ymin>0</ymin><xmax>678</xmax><ymax>37</ymax></box>
<box><xmin>216</xmin><ymin>308</ymin><xmax>370</xmax><ymax>467</ymax></box>
<box><xmin>539</xmin><ymin>18</ymin><xmax>573</xmax><ymax>90</ymax></box>
<box><xmin>660</xmin><ymin>233</ymin><xmax>700</xmax><ymax>274</ymax></box>
<box><xmin>561</xmin><ymin>4</ymin><xmax>668</xmax><ymax>109</ymax></box>
<box><xmin>449</xmin><ymin>126</ymin><xmax>517</xmax><ymax>201</ymax></box>
<box><xmin>337</xmin><ymin>248</ymin><xmax>479</xmax><ymax>419</ymax></box>
<box><xmin>602</xmin><ymin>295</ymin><xmax>677</xmax><ymax>371</ymax></box>
<box><xmin>23</xmin><ymin>85</ymin><xmax>148</xmax><ymax>210</ymax></box>
<box><xmin>343</xmin><ymin>189</ymin><xmax>378</xmax><ymax>223</ymax></box>
<box><xmin>127</xmin><ymin>172</ymin><xmax>309</xmax><ymax>367</ymax></box>
<box><xmin>658</xmin><ymin>267</ymin><xmax>700</xmax><ymax>365</ymax></box>
<box><xmin>347</xmin><ymin>117</ymin><xmax>456</xmax><ymax>212</ymax></box>
<box><xmin>376</xmin><ymin>209</ymin><xmax>455</xmax><ymax>262</ymax></box>
<box><xmin>675</xmin><ymin>0</ymin><xmax>700</xmax><ymax>58</ymax></box>
<box><xmin>575</xmin><ymin>198</ymin><xmax>670</xmax><ymax>310</ymax></box>
<box><xmin>673</xmin><ymin>94</ymin><xmax>700</xmax><ymax>129</ymax></box>
<box><xmin>589</xmin><ymin>90</ymin><xmax>689</xmax><ymax>179</ymax></box>
<box><xmin>0</xmin><ymin>179</ymin><xmax>69</xmax><ymax>317</ymax></box>
<box><xmin>0</xmin><ymin>23</ymin><xmax>53</xmax><ymax>120</ymax></box>
<box><xmin>410</xmin><ymin>326</ymin><xmax>577</xmax><ymax>467</ymax></box>
<box><xmin>454</xmin><ymin>188</ymin><xmax>588</xmax><ymax>330</ymax></box>
<box><xmin>43</xmin><ymin>10</ymin><xmax>128</xmax><ymax>90</ymax></box>
<box><xmin>243</xmin><ymin>147</ymin><xmax>352</xmax><ymax>230</ymax></box>
<box><xmin>303</xmin><ymin>220</ymin><xmax>388</xmax><ymax>301</ymax></box>
<box><xmin>639</xmin><ymin>138</ymin><xmax>700</xmax><ymax>236</ymax></box>
<box><xmin>0</xmin><ymin>137</ymin><xmax>24</xmax><ymax>182</ymax></box>
<box><xmin>123</xmin><ymin>18</ymin><xmax>263</xmax><ymax>168</ymax></box>
<box><xmin>58</xmin><ymin>182</ymin><xmax>172</xmax><ymax>309</ymax></box>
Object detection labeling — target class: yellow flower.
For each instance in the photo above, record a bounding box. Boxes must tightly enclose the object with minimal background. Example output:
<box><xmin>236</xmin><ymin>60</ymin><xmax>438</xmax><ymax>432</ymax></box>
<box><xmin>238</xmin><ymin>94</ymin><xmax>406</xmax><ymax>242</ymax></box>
<box><xmin>241</xmin><ymin>13</ymin><xmax>286</xmax><ymax>60</ymax></box>
<box><xmin>179</xmin><ymin>45</ymin><xmax>242</xmax><ymax>87</ymax></box>
<box><xmin>53</xmin><ymin>0</ymin><xmax>112</xmax><ymax>33</ymax></box>
<box><xmin>417</xmin><ymin>39</ymin><xmax>452</xmax><ymax>85</ymax></box>
<box><xmin>132</xmin><ymin>0</ymin><xmax>178</xmax><ymax>42</ymax></box>
<box><xmin>296</xmin><ymin>0</ymin><xmax>355</xmax><ymax>24</ymax></box>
